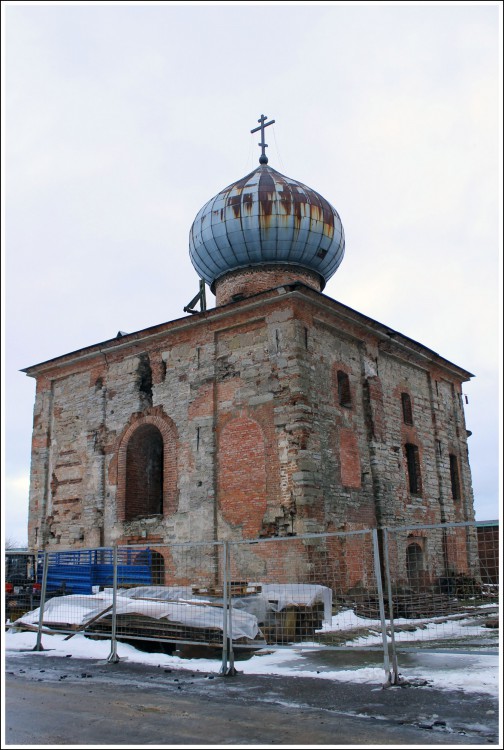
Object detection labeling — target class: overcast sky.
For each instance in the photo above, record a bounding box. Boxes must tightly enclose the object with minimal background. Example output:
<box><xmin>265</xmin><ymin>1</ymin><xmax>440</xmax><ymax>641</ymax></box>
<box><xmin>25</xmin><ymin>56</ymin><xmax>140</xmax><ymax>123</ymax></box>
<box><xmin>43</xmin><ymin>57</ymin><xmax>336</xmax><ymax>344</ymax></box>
<box><xmin>3</xmin><ymin>2</ymin><xmax>502</xmax><ymax>546</ymax></box>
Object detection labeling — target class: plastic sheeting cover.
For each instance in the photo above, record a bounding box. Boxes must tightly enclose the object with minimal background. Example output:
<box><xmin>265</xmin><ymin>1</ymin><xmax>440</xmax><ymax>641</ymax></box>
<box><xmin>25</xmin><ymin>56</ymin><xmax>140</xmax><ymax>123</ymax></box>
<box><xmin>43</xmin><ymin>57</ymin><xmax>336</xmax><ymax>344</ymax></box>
<box><xmin>121</xmin><ymin>583</ymin><xmax>332</xmax><ymax>625</ymax></box>
<box><xmin>12</xmin><ymin>591</ymin><xmax>260</xmax><ymax>641</ymax></box>
<box><xmin>258</xmin><ymin>584</ymin><xmax>332</xmax><ymax>625</ymax></box>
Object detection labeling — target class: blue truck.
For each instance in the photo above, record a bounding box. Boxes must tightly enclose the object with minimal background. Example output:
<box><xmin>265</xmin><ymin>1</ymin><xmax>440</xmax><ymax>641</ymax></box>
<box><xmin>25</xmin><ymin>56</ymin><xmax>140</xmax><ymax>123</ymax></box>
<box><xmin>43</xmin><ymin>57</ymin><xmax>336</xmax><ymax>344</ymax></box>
<box><xmin>36</xmin><ymin>547</ymin><xmax>153</xmax><ymax>596</ymax></box>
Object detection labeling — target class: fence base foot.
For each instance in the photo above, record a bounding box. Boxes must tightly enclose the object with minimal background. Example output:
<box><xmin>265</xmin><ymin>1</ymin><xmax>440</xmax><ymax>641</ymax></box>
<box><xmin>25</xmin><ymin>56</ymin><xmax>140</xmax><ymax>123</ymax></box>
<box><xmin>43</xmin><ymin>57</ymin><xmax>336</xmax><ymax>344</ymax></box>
<box><xmin>383</xmin><ymin>673</ymin><xmax>408</xmax><ymax>688</ymax></box>
<box><xmin>107</xmin><ymin>652</ymin><xmax>120</xmax><ymax>664</ymax></box>
<box><xmin>223</xmin><ymin>666</ymin><xmax>239</xmax><ymax>676</ymax></box>
<box><xmin>32</xmin><ymin>645</ymin><xmax>46</xmax><ymax>652</ymax></box>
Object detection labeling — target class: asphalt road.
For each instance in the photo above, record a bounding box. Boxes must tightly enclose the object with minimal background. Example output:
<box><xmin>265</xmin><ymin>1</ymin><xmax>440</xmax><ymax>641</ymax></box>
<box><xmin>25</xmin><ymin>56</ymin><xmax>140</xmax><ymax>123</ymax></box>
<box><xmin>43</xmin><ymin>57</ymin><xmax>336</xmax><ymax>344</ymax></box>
<box><xmin>4</xmin><ymin>651</ymin><xmax>499</xmax><ymax>746</ymax></box>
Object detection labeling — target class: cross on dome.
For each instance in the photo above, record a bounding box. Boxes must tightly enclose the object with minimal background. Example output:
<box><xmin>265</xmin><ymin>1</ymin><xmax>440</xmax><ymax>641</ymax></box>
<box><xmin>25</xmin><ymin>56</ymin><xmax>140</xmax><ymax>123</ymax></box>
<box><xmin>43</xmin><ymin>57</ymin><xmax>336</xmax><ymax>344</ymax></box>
<box><xmin>250</xmin><ymin>114</ymin><xmax>275</xmax><ymax>164</ymax></box>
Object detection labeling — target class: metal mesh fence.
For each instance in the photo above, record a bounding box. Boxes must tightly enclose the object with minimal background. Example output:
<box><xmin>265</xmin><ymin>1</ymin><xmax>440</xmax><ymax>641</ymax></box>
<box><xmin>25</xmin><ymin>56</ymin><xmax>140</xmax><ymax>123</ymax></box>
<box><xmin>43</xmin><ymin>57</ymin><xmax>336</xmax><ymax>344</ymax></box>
<box><xmin>29</xmin><ymin>543</ymin><xmax>239</xmax><ymax>654</ymax></box>
<box><xmin>227</xmin><ymin>530</ymin><xmax>385</xmax><ymax>649</ymax></box>
<box><xmin>99</xmin><ymin>542</ymin><xmax>249</xmax><ymax>653</ymax></box>
<box><xmin>6</xmin><ymin>521</ymin><xmax>498</xmax><ymax>682</ymax></box>
<box><xmin>383</xmin><ymin>522</ymin><xmax>499</xmax><ymax>657</ymax></box>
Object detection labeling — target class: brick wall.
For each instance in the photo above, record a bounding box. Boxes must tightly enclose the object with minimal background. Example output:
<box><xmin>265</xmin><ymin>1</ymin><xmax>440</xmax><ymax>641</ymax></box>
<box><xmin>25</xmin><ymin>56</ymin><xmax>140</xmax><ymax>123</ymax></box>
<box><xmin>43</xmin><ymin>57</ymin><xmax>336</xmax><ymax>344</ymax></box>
<box><xmin>26</xmin><ymin>286</ymin><xmax>476</xmax><ymax>587</ymax></box>
<box><xmin>214</xmin><ymin>265</ymin><xmax>322</xmax><ymax>306</ymax></box>
<box><xmin>218</xmin><ymin>416</ymin><xmax>267</xmax><ymax>538</ymax></box>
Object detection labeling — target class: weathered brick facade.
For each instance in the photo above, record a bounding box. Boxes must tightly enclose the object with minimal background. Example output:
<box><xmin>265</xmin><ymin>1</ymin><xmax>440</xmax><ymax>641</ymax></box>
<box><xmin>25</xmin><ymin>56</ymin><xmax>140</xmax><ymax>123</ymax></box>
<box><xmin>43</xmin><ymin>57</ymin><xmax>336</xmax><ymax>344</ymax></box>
<box><xmin>24</xmin><ymin>278</ymin><xmax>477</xmax><ymax>589</ymax></box>
<box><xmin>23</xmin><ymin>134</ymin><xmax>481</xmax><ymax>593</ymax></box>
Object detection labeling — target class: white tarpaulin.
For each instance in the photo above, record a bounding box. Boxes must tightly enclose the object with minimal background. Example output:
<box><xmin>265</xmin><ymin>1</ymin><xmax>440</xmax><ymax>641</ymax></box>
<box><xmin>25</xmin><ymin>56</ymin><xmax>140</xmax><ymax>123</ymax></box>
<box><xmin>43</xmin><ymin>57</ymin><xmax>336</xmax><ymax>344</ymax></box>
<box><xmin>13</xmin><ymin>593</ymin><xmax>114</xmax><ymax>626</ymax></box>
<box><xmin>120</xmin><ymin>583</ymin><xmax>333</xmax><ymax>625</ymax></box>
<box><xmin>111</xmin><ymin>598</ymin><xmax>259</xmax><ymax>641</ymax></box>
<box><xmin>120</xmin><ymin>586</ymin><xmax>194</xmax><ymax>601</ymax></box>
<box><xmin>258</xmin><ymin>584</ymin><xmax>332</xmax><ymax>625</ymax></box>
<box><xmin>12</xmin><ymin>591</ymin><xmax>260</xmax><ymax>641</ymax></box>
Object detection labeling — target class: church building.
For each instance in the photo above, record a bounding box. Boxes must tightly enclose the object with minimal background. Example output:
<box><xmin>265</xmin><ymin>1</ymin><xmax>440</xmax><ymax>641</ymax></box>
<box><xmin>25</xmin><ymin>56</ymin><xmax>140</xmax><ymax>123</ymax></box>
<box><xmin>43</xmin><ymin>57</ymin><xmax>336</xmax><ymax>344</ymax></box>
<box><xmin>23</xmin><ymin>117</ymin><xmax>477</xmax><ymax>588</ymax></box>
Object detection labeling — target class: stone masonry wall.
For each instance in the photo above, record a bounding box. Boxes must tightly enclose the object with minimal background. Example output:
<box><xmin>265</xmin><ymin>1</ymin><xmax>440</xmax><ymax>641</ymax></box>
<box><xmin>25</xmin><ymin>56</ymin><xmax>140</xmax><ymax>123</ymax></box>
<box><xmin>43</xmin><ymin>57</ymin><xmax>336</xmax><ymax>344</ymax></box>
<box><xmin>26</xmin><ymin>287</ymin><xmax>476</xmax><ymax>587</ymax></box>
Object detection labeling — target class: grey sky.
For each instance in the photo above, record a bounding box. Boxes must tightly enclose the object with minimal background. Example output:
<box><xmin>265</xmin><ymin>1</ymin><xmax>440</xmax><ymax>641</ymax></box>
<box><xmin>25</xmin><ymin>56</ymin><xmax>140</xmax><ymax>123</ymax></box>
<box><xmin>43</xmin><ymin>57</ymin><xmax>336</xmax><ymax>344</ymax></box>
<box><xmin>3</xmin><ymin>2</ymin><xmax>501</xmax><ymax>545</ymax></box>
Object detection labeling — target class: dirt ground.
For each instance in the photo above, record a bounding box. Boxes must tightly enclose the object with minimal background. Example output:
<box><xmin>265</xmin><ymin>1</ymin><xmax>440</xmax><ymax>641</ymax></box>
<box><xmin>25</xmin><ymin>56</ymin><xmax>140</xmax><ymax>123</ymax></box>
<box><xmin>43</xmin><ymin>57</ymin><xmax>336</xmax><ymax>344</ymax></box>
<box><xmin>4</xmin><ymin>649</ymin><xmax>500</xmax><ymax>746</ymax></box>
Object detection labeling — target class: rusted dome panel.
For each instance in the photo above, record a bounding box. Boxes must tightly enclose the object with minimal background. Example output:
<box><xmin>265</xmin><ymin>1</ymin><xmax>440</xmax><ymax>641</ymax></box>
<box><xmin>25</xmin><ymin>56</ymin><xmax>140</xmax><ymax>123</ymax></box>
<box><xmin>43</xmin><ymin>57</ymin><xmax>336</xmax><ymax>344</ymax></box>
<box><xmin>189</xmin><ymin>165</ymin><xmax>345</xmax><ymax>287</ymax></box>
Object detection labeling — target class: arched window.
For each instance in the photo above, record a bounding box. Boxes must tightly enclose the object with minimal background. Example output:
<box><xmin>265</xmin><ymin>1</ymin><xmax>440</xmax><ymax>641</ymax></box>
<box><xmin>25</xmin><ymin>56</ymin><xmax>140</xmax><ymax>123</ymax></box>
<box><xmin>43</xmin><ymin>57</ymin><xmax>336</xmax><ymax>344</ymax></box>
<box><xmin>134</xmin><ymin>549</ymin><xmax>165</xmax><ymax>585</ymax></box>
<box><xmin>337</xmin><ymin>370</ymin><xmax>352</xmax><ymax>408</ymax></box>
<box><xmin>125</xmin><ymin>424</ymin><xmax>164</xmax><ymax>520</ymax></box>
<box><xmin>401</xmin><ymin>392</ymin><xmax>413</xmax><ymax>425</ymax></box>
<box><xmin>114</xmin><ymin>410</ymin><xmax>178</xmax><ymax>523</ymax></box>
<box><xmin>406</xmin><ymin>543</ymin><xmax>424</xmax><ymax>588</ymax></box>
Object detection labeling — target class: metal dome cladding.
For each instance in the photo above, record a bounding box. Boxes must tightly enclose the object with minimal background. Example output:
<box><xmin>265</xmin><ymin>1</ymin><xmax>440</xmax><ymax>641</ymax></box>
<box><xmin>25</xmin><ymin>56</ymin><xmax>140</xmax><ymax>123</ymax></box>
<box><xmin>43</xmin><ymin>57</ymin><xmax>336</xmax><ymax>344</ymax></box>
<box><xmin>189</xmin><ymin>165</ymin><xmax>345</xmax><ymax>291</ymax></box>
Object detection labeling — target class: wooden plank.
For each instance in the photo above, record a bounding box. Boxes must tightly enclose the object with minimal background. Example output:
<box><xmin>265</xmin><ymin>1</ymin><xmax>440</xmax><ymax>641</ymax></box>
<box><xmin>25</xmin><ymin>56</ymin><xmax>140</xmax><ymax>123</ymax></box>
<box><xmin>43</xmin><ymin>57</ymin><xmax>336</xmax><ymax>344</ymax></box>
<box><xmin>64</xmin><ymin>604</ymin><xmax>113</xmax><ymax>640</ymax></box>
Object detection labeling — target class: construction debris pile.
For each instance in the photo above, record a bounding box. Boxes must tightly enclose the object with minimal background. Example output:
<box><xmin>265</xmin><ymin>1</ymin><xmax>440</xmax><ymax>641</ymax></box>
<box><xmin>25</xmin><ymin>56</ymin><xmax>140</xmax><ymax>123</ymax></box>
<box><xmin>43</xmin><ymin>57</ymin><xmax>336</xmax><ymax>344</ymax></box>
<box><xmin>9</xmin><ymin>583</ymin><xmax>333</xmax><ymax>650</ymax></box>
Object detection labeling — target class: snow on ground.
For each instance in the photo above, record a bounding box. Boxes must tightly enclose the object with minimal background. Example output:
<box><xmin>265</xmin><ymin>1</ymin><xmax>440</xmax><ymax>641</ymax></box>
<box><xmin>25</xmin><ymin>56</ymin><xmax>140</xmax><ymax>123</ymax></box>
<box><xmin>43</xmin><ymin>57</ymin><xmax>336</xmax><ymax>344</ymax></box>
<box><xmin>319</xmin><ymin>607</ymin><xmax>499</xmax><ymax>647</ymax></box>
<box><xmin>5</xmin><ymin>627</ymin><xmax>499</xmax><ymax>697</ymax></box>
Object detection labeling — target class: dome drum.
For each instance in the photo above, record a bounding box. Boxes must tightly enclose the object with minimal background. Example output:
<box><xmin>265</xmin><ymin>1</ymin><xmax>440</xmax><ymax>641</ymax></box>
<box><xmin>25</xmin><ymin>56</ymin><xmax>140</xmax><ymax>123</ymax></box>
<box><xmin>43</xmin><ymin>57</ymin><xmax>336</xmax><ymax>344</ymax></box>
<box><xmin>214</xmin><ymin>264</ymin><xmax>323</xmax><ymax>307</ymax></box>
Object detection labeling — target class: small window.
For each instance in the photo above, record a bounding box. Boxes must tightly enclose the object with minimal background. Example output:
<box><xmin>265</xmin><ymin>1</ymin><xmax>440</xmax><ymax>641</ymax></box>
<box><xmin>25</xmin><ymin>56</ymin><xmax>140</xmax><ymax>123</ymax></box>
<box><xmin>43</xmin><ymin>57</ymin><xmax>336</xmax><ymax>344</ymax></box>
<box><xmin>401</xmin><ymin>393</ymin><xmax>413</xmax><ymax>425</ymax></box>
<box><xmin>405</xmin><ymin>443</ymin><xmax>422</xmax><ymax>495</ymax></box>
<box><xmin>337</xmin><ymin>371</ymin><xmax>352</xmax><ymax>408</ymax></box>
<box><xmin>449</xmin><ymin>454</ymin><xmax>461</xmax><ymax>500</ymax></box>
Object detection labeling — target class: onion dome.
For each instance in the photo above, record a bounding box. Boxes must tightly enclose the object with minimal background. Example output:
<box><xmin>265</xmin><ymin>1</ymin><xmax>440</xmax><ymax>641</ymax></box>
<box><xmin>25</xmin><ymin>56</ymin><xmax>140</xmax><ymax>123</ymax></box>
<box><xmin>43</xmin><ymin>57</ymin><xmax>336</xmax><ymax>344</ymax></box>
<box><xmin>189</xmin><ymin>164</ymin><xmax>345</xmax><ymax>293</ymax></box>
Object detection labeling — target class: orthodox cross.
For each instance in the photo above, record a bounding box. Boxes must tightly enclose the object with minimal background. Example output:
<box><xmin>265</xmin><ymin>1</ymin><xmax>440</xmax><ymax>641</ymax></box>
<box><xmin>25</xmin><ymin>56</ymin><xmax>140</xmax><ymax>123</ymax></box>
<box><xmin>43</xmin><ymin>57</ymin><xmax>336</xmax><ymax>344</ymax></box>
<box><xmin>251</xmin><ymin>114</ymin><xmax>275</xmax><ymax>164</ymax></box>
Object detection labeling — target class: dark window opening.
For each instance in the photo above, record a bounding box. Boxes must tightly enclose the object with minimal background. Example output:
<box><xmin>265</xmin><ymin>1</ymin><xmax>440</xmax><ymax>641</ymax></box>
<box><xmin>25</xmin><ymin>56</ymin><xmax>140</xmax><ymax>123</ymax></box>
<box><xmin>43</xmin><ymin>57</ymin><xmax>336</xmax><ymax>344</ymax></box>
<box><xmin>401</xmin><ymin>392</ymin><xmax>413</xmax><ymax>424</ymax></box>
<box><xmin>137</xmin><ymin>354</ymin><xmax>153</xmax><ymax>405</ymax></box>
<box><xmin>406</xmin><ymin>543</ymin><xmax>424</xmax><ymax>588</ymax></box>
<box><xmin>405</xmin><ymin>443</ymin><xmax>422</xmax><ymax>495</ymax></box>
<box><xmin>337</xmin><ymin>371</ymin><xmax>352</xmax><ymax>408</ymax></box>
<box><xmin>151</xmin><ymin>550</ymin><xmax>165</xmax><ymax>585</ymax></box>
<box><xmin>135</xmin><ymin>549</ymin><xmax>165</xmax><ymax>585</ymax></box>
<box><xmin>449</xmin><ymin>454</ymin><xmax>461</xmax><ymax>500</ymax></box>
<box><xmin>125</xmin><ymin>425</ymin><xmax>164</xmax><ymax>520</ymax></box>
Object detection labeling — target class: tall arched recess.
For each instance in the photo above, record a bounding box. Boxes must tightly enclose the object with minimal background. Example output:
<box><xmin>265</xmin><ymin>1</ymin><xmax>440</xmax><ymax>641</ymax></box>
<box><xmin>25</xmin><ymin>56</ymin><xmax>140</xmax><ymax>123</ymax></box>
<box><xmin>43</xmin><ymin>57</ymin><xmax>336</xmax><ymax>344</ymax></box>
<box><xmin>115</xmin><ymin>411</ymin><xmax>178</xmax><ymax>522</ymax></box>
<box><xmin>218</xmin><ymin>416</ymin><xmax>267</xmax><ymax>538</ymax></box>
<box><xmin>125</xmin><ymin>424</ymin><xmax>164</xmax><ymax>519</ymax></box>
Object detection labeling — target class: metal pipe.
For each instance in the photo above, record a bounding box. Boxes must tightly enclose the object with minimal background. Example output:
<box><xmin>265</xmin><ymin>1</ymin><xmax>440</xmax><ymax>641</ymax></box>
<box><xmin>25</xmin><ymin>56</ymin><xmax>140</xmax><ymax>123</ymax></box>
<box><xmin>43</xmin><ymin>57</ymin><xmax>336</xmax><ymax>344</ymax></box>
<box><xmin>372</xmin><ymin>529</ymin><xmax>391</xmax><ymax>685</ymax></box>
<box><xmin>34</xmin><ymin>551</ymin><xmax>48</xmax><ymax>652</ymax></box>
<box><xmin>107</xmin><ymin>544</ymin><xmax>119</xmax><ymax>663</ymax></box>
<box><xmin>219</xmin><ymin>542</ymin><xmax>229</xmax><ymax>675</ymax></box>
<box><xmin>226</xmin><ymin>545</ymin><xmax>236</xmax><ymax>676</ymax></box>
<box><xmin>382</xmin><ymin>529</ymin><xmax>400</xmax><ymax>684</ymax></box>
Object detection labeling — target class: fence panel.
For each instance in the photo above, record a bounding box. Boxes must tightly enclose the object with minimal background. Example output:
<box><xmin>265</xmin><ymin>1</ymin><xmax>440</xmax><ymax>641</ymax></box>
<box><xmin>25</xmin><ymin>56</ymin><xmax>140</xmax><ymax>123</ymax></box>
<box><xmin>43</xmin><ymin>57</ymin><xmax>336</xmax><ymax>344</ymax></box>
<box><xmin>383</xmin><ymin>522</ymin><xmax>499</xmax><ymax>656</ymax></box>
<box><xmin>86</xmin><ymin>542</ymin><xmax>237</xmax><ymax>653</ymax></box>
<box><xmin>23</xmin><ymin>543</ymin><xmax>236</xmax><ymax>656</ymax></box>
<box><xmin>226</xmin><ymin>530</ymin><xmax>389</xmax><ymax>651</ymax></box>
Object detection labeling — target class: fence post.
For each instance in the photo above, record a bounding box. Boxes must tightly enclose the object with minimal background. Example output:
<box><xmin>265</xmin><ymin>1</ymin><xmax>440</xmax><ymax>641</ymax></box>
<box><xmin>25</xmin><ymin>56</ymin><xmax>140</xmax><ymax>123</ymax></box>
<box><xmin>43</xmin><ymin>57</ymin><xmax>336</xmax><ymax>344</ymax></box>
<box><xmin>219</xmin><ymin>542</ymin><xmax>229</xmax><ymax>675</ymax></box>
<box><xmin>107</xmin><ymin>544</ymin><xmax>119</xmax><ymax>663</ymax></box>
<box><xmin>225</xmin><ymin>542</ymin><xmax>237</xmax><ymax>676</ymax></box>
<box><xmin>371</xmin><ymin>529</ymin><xmax>392</xmax><ymax>685</ymax></box>
<box><xmin>33</xmin><ymin>551</ymin><xmax>48</xmax><ymax>652</ymax></box>
<box><xmin>382</xmin><ymin>528</ymin><xmax>400</xmax><ymax>685</ymax></box>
